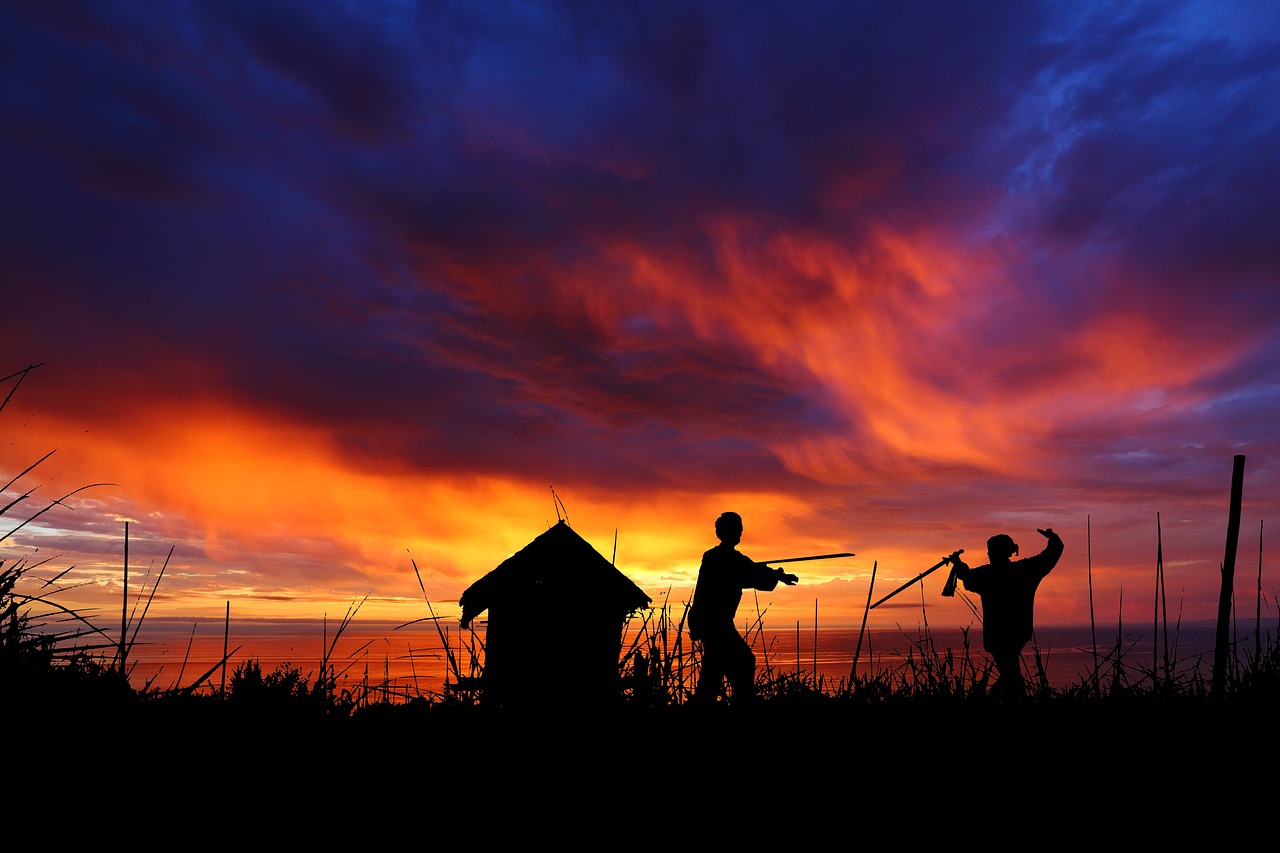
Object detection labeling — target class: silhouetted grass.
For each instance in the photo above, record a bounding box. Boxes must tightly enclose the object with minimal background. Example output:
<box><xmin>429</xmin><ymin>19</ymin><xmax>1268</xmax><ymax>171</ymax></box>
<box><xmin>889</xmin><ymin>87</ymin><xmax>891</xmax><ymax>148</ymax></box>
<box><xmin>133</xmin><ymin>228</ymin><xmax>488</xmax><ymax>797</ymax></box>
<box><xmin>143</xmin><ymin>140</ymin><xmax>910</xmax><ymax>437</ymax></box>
<box><xmin>7</xmin><ymin>500</ymin><xmax>1278</xmax><ymax>730</ymax></box>
<box><xmin>4</xmin><ymin>360</ymin><xmax>1277</xmax><ymax>754</ymax></box>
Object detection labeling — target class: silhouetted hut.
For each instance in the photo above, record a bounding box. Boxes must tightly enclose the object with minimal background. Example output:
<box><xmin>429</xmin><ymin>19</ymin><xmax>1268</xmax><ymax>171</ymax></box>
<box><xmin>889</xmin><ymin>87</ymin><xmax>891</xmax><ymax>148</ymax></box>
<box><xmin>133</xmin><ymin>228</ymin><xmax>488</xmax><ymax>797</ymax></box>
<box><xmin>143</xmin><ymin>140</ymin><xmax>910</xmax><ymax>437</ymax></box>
<box><xmin>459</xmin><ymin>519</ymin><xmax>651</xmax><ymax>706</ymax></box>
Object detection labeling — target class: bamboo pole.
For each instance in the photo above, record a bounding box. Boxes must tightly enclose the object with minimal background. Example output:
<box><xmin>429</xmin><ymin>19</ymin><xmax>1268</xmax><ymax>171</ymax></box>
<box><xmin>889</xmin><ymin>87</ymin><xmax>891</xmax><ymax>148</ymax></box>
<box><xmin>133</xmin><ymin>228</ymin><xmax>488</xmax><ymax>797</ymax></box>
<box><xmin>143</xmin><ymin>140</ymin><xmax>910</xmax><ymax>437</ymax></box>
<box><xmin>1256</xmin><ymin>520</ymin><xmax>1264</xmax><ymax>667</ymax></box>
<box><xmin>1112</xmin><ymin>590</ymin><xmax>1124</xmax><ymax>695</ymax></box>
<box><xmin>1154</xmin><ymin>512</ymin><xmax>1163</xmax><ymax>682</ymax></box>
<box><xmin>221</xmin><ymin>601</ymin><xmax>230</xmax><ymax>695</ymax></box>
<box><xmin>1213</xmin><ymin>455</ymin><xmax>1245</xmax><ymax>693</ymax></box>
<box><xmin>1088</xmin><ymin>516</ymin><xmax>1098</xmax><ymax>696</ymax></box>
<box><xmin>120</xmin><ymin>520</ymin><xmax>129</xmax><ymax>673</ymax></box>
<box><xmin>851</xmin><ymin>560</ymin><xmax>877</xmax><ymax>680</ymax></box>
<box><xmin>1159</xmin><ymin>514</ymin><xmax>1170</xmax><ymax>679</ymax></box>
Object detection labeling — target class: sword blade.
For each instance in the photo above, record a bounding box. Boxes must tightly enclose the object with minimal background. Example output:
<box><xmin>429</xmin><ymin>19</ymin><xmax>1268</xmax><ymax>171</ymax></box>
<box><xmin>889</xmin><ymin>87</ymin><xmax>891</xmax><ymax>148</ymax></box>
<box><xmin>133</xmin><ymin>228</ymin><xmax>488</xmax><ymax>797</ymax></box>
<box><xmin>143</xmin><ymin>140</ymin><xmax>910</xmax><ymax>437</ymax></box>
<box><xmin>757</xmin><ymin>552</ymin><xmax>855</xmax><ymax>565</ymax></box>
<box><xmin>868</xmin><ymin>554</ymin><xmax>958</xmax><ymax>609</ymax></box>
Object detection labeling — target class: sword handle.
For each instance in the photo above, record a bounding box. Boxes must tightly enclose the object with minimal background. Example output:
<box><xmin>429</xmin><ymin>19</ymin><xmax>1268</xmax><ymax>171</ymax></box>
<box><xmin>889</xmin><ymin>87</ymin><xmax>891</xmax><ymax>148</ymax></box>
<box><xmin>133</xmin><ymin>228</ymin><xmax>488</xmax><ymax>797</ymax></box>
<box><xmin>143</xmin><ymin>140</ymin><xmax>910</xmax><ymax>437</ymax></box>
<box><xmin>940</xmin><ymin>550</ymin><xmax>963</xmax><ymax>597</ymax></box>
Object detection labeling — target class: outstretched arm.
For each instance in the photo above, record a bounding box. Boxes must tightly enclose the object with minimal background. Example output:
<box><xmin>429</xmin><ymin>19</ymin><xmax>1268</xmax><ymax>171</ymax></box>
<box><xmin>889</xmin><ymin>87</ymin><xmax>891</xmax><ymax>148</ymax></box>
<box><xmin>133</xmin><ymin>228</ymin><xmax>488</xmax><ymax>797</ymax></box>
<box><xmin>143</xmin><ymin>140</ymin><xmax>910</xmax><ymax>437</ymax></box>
<box><xmin>750</xmin><ymin>560</ymin><xmax>798</xmax><ymax>589</ymax></box>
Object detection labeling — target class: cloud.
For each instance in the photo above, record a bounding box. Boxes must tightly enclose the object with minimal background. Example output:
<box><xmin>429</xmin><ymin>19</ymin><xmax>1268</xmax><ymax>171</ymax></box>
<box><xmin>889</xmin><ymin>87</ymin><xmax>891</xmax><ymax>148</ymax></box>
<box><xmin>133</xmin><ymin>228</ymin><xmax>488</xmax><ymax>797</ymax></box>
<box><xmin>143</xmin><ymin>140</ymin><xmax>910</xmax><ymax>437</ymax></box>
<box><xmin>0</xmin><ymin>1</ymin><xmax>1275</xmax><ymax>629</ymax></box>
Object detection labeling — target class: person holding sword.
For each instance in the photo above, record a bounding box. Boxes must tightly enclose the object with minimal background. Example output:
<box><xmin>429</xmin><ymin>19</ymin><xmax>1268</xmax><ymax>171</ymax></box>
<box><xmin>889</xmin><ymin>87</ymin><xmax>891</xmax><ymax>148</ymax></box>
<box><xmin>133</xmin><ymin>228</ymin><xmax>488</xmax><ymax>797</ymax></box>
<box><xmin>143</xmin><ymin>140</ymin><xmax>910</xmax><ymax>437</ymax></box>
<box><xmin>687</xmin><ymin>512</ymin><xmax>798</xmax><ymax>706</ymax></box>
<box><xmin>946</xmin><ymin>527</ymin><xmax>1064</xmax><ymax>699</ymax></box>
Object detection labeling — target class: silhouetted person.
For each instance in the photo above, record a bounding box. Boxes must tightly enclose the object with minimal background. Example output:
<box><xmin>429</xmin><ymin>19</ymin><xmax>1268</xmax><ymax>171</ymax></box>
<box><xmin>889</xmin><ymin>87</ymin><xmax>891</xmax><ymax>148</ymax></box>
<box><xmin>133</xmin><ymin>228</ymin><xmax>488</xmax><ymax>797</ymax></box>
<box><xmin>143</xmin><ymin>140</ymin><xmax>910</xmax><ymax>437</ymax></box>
<box><xmin>948</xmin><ymin>527</ymin><xmax>1063</xmax><ymax>699</ymax></box>
<box><xmin>687</xmin><ymin>512</ymin><xmax>797</xmax><ymax>705</ymax></box>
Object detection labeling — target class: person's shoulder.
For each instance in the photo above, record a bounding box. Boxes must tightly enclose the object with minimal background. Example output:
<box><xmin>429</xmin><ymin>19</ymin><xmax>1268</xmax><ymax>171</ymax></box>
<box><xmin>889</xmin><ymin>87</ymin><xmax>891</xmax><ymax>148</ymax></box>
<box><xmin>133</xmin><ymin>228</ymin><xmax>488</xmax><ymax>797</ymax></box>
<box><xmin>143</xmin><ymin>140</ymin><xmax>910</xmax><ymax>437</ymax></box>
<box><xmin>703</xmin><ymin>544</ymin><xmax>749</xmax><ymax>564</ymax></box>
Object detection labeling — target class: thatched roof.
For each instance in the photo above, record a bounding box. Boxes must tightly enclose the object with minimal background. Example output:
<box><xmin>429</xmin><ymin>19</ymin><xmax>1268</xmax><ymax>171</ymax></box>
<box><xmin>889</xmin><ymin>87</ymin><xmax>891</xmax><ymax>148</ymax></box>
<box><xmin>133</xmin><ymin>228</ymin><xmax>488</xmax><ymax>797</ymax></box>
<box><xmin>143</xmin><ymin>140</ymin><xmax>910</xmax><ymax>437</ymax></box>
<box><xmin>459</xmin><ymin>520</ymin><xmax>651</xmax><ymax>628</ymax></box>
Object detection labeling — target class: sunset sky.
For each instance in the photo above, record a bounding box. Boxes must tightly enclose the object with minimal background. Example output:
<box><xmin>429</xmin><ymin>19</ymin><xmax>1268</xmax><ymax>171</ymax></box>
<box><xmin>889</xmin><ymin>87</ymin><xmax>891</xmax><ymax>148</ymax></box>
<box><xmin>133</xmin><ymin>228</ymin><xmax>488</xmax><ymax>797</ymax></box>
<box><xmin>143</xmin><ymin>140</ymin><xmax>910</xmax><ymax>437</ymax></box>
<box><xmin>2</xmin><ymin>1</ymin><xmax>1276</xmax><ymax>638</ymax></box>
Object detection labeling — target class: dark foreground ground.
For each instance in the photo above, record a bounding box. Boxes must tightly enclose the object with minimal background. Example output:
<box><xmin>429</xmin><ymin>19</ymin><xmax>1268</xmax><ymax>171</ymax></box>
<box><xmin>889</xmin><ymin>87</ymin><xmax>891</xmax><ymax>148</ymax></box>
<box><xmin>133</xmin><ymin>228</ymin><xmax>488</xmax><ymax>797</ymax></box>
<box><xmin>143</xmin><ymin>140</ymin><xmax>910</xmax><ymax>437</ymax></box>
<box><xmin>13</xmin><ymin>688</ymin><xmax>1270</xmax><ymax>793</ymax></box>
<box><xmin>8</xmin><ymin>689</ymin><xmax>1273</xmax><ymax>848</ymax></box>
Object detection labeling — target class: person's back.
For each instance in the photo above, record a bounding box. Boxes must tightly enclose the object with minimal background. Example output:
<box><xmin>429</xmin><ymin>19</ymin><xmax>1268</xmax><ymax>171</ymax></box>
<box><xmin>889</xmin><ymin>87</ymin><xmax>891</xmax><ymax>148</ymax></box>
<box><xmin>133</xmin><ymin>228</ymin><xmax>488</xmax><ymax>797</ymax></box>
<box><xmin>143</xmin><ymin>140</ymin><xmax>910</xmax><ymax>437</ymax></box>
<box><xmin>688</xmin><ymin>541</ymin><xmax>759</xmax><ymax>640</ymax></box>
<box><xmin>952</xmin><ymin>528</ymin><xmax>1063</xmax><ymax>697</ymax></box>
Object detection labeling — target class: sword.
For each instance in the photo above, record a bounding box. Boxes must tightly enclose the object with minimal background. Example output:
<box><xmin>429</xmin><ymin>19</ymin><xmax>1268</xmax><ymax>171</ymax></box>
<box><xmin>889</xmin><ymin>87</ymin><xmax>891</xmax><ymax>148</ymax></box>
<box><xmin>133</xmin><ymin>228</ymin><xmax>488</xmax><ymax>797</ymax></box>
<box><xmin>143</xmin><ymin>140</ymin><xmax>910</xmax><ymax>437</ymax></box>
<box><xmin>757</xmin><ymin>552</ymin><xmax>855</xmax><ymax>565</ymax></box>
<box><xmin>868</xmin><ymin>550</ymin><xmax>963</xmax><ymax>609</ymax></box>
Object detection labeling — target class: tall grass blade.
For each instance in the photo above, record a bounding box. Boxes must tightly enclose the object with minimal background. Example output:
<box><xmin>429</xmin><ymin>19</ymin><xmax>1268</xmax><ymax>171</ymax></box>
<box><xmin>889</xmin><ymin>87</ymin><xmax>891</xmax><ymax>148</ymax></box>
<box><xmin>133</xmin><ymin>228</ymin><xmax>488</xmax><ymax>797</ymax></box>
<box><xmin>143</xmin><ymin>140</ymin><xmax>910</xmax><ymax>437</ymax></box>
<box><xmin>1</xmin><ymin>482</ymin><xmax>117</xmax><ymax>544</ymax></box>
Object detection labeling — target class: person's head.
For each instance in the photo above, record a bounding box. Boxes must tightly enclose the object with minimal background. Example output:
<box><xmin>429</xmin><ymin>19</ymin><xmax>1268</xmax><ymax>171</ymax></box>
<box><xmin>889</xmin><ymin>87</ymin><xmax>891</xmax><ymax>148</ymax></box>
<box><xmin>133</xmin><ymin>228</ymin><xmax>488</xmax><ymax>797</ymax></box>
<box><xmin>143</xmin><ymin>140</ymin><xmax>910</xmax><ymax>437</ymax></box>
<box><xmin>715</xmin><ymin>512</ymin><xmax>744</xmax><ymax>545</ymax></box>
<box><xmin>987</xmin><ymin>534</ymin><xmax>1019</xmax><ymax>562</ymax></box>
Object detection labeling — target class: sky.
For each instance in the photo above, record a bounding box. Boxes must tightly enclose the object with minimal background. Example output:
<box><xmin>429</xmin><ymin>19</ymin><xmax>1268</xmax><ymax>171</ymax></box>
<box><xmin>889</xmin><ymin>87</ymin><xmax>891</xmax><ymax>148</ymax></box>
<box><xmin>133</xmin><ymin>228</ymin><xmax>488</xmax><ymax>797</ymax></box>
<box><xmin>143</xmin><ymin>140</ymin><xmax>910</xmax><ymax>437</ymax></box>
<box><xmin>2</xmin><ymin>0</ymin><xmax>1277</xmax><ymax>639</ymax></box>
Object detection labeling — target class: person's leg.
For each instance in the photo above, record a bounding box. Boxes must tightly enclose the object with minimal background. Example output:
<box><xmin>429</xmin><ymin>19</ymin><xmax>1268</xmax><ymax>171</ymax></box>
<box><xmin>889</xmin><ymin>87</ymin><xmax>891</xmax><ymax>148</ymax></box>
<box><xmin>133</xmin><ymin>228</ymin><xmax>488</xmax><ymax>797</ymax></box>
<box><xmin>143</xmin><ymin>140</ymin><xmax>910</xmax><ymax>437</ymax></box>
<box><xmin>992</xmin><ymin>649</ymin><xmax>1025</xmax><ymax>699</ymax></box>
<box><xmin>723</xmin><ymin>632</ymin><xmax>757</xmax><ymax>704</ymax></box>
<box><xmin>694</xmin><ymin>632</ymin><xmax>727</xmax><ymax>704</ymax></box>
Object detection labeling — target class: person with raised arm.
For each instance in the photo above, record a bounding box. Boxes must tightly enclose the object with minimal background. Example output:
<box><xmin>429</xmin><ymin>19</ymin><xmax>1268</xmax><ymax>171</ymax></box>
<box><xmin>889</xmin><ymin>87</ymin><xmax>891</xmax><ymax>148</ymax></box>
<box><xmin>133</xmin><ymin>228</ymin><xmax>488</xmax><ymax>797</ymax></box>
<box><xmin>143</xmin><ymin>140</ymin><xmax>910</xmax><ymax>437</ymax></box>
<box><xmin>947</xmin><ymin>527</ymin><xmax>1064</xmax><ymax>699</ymax></box>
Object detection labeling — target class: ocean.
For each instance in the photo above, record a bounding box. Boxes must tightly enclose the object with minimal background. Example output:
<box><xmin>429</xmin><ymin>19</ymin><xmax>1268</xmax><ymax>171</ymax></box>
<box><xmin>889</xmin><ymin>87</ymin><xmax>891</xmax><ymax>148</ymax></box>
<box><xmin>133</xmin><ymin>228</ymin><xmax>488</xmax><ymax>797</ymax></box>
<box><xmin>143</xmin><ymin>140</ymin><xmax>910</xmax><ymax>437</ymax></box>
<box><xmin>114</xmin><ymin>615</ymin><xmax>1261</xmax><ymax>699</ymax></box>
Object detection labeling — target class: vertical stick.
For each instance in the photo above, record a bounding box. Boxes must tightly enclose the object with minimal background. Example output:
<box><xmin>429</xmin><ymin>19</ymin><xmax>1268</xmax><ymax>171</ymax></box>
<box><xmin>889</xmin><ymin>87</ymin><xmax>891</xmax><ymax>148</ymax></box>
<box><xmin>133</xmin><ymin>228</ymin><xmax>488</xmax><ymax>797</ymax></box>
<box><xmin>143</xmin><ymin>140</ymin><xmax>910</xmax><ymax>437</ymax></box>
<box><xmin>1256</xmin><ymin>520</ymin><xmax>1264</xmax><ymax>666</ymax></box>
<box><xmin>1088</xmin><ymin>516</ymin><xmax>1098</xmax><ymax>694</ymax></box>
<box><xmin>1212</xmin><ymin>455</ymin><xmax>1245</xmax><ymax>693</ymax></box>
<box><xmin>1112</xmin><ymin>589</ymin><xmax>1125</xmax><ymax>695</ymax></box>
<box><xmin>1159</xmin><ymin>513</ymin><xmax>1169</xmax><ymax>678</ymax></box>
<box><xmin>120</xmin><ymin>521</ymin><xmax>129</xmax><ymax>673</ymax></box>
<box><xmin>1154</xmin><ymin>512</ymin><xmax>1163</xmax><ymax>681</ymax></box>
<box><xmin>851</xmin><ymin>560</ymin><xmax>877</xmax><ymax>681</ymax></box>
<box><xmin>221</xmin><ymin>600</ymin><xmax>230</xmax><ymax>695</ymax></box>
<box><xmin>813</xmin><ymin>599</ymin><xmax>818</xmax><ymax>683</ymax></box>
